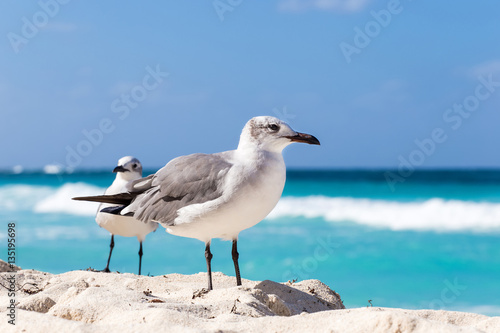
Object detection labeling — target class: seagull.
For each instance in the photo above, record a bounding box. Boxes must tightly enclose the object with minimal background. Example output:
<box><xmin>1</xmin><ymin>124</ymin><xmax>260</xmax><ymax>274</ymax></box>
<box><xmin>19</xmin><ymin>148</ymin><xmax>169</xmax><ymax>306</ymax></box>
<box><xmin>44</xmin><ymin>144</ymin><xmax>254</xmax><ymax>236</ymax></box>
<box><xmin>95</xmin><ymin>156</ymin><xmax>158</xmax><ymax>275</ymax></box>
<box><xmin>74</xmin><ymin>117</ymin><xmax>319</xmax><ymax>289</ymax></box>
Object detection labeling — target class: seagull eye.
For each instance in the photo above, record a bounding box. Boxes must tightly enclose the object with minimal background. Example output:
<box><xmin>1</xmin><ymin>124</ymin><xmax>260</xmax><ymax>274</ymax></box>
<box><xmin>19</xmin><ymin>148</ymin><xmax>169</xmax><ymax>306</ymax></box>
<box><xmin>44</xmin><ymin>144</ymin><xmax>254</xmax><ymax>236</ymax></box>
<box><xmin>268</xmin><ymin>124</ymin><xmax>280</xmax><ymax>132</ymax></box>
<box><xmin>132</xmin><ymin>164</ymin><xmax>138</xmax><ymax>168</ymax></box>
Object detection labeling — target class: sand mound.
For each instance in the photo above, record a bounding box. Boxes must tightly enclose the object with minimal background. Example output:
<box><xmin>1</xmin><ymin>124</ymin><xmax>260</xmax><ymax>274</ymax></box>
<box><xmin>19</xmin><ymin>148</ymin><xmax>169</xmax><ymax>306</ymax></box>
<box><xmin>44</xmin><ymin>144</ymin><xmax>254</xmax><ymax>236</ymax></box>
<box><xmin>0</xmin><ymin>261</ymin><xmax>498</xmax><ymax>332</ymax></box>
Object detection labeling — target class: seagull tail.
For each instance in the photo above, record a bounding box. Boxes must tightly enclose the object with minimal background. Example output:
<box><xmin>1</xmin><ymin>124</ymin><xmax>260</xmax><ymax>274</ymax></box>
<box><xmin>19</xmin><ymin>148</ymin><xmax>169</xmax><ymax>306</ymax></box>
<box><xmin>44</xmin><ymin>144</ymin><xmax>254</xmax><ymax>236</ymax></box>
<box><xmin>72</xmin><ymin>192</ymin><xmax>134</xmax><ymax>205</ymax></box>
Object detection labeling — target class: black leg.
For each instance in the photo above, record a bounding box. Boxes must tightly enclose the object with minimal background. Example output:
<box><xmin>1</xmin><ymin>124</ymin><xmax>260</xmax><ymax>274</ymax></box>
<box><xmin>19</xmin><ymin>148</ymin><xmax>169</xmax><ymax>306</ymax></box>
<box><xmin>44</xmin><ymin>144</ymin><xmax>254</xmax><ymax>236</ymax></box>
<box><xmin>138</xmin><ymin>241</ymin><xmax>143</xmax><ymax>276</ymax></box>
<box><xmin>205</xmin><ymin>242</ymin><xmax>213</xmax><ymax>290</ymax></box>
<box><xmin>103</xmin><ymin>235</ymin><xmax>114</xmax><ymax>273</ymax></box>
<box><xmin>232</xmin><ymin>239</ymin><xmax>242</xmax><ymax>286</ymax></box>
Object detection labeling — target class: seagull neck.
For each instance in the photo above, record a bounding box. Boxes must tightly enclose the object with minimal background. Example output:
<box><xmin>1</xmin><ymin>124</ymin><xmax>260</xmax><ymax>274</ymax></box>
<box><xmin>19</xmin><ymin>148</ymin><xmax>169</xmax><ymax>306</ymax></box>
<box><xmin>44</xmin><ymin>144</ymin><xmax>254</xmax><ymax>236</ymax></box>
<box><xmin>116</xmin><ymin>173</ymin><xmax>129</xmax><ymax>182</ymax></box>
<box><xmin>115</xmin><ymin>172</ymin><xmax>137</xmax><ymax>183</ymax></box>
<box><xmin>235</xmin><ymin>143</ymin><xmax>282</xmax><ymax>163</ymax></box>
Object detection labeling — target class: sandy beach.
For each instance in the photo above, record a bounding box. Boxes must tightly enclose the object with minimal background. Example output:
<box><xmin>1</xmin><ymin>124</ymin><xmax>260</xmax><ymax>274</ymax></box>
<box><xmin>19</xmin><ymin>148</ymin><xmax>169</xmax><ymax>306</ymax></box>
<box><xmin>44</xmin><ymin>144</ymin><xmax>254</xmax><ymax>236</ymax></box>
<box><xmin>1</xmin><ymin>260</ymin><xmax>498</xmax><ymax>333</ymax></box>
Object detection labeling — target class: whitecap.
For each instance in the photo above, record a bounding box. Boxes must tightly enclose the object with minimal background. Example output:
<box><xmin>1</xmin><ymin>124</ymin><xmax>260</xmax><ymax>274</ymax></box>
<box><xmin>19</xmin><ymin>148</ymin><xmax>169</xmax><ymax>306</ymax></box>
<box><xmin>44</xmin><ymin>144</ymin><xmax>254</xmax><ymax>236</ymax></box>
<box><xmin>33</xmin><ymin>182</ymin><xmax>105</xmax><ymax>216</ymax></box>
<box><xmin>268</xmin><ymin>196</ymin><xmax>500</xmax><ymax>232</ymax></box>
<box><xmin>0</xmin><ymin>185</ymin><xmax>54</xmax><ymax>211</ymax></box>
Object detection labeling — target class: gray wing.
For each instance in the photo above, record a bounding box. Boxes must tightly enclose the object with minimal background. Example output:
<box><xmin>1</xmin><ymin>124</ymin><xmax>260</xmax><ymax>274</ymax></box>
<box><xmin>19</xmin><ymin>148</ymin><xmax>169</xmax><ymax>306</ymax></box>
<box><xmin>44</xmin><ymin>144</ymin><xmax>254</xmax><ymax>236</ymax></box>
<box><xmin>125</xmin><ymin>152</ymin><xmax>233</xmax><ymax>225</ymax></box>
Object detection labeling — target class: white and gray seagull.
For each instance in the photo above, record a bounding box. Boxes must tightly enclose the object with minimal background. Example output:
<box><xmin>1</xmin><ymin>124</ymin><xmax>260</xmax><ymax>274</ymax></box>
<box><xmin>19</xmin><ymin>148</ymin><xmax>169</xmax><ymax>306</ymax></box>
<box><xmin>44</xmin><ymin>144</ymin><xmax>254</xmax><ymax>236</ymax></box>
<box><xmin>95</xmin><ymin>156</ymin><xmax>158</xmax><ymax>275</ymax></box>
<box><xmin>74</xmin><ymin>117</ymin><xmax>319</xmax><ymax>289</ymax></box>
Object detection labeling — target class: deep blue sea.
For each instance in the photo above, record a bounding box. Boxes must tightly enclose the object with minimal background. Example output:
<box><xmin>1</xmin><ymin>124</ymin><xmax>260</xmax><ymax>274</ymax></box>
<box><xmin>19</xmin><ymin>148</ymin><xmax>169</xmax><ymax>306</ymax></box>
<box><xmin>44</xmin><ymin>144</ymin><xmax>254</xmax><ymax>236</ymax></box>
<box><xmin>1</xmin><ymin>169</ymin><xmax>499</xmax><ymax>315</ymax></box>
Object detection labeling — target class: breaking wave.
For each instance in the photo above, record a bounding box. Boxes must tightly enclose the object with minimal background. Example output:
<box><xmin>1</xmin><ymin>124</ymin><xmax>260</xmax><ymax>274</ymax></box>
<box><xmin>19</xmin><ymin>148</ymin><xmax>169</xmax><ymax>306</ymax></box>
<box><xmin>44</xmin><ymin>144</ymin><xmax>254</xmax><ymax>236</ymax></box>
<box><xmin>4</xmin><ymin>183</ymin><xmax>500</xmax><ymax>232</ymax></box>
<box><xmin>0</xmin><ymin>183</ymin><xmax>104</xmax><ymax>216</ymax></box>
<box><xmin>33</xmin><ymin>183</ymin><xmax>105</xmax><ymax>216</ymax></box>
<box><xmin>269</xmin><ymin>196</ymin><xmax>500</xmax><ymax>232</ymax></box>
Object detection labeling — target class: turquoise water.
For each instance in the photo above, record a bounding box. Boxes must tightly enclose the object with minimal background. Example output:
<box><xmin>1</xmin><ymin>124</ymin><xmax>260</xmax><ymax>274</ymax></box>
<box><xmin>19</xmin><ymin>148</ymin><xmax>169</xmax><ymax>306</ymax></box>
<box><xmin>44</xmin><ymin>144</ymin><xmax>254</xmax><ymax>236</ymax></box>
<box><xmin>1</xmin><ymin>170</ymin><xmax>499</xmax><ymax>315</ymax></box>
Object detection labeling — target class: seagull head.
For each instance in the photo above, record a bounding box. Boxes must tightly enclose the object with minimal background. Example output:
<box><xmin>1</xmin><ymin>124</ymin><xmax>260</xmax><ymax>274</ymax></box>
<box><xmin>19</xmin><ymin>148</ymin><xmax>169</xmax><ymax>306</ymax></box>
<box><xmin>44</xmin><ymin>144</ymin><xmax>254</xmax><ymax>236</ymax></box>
<box><xmin>238</xmin><ymin>116</ymin><xmax>320</xmax><ymax>153</ymax></box>
<box><xmin>113</xmin><ymin>156</ymin><xmax>143</xmax><ymax>180</ymax></box>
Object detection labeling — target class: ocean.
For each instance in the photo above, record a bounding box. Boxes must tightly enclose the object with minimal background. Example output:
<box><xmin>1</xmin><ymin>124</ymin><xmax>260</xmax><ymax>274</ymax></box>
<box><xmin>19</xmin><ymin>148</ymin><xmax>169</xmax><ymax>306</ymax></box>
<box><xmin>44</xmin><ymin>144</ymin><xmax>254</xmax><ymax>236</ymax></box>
<box><xmin>1</xmin><ymin>169</ymin><xmax>499</xmax><ymax>315</ymax></box>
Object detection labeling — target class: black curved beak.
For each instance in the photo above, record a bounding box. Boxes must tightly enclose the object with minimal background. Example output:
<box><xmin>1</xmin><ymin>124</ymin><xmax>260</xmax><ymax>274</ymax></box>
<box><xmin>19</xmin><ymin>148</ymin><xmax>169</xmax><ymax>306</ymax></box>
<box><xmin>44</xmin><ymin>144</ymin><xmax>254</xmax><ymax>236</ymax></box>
<box><xmin>285</xmin><ymin>132</ymin><xmax>320</xmax><ymax>145</ymax></box>
<box><xmin>113</xmin><ymin>165</ymin><xmax>128</xmax><ymax>173</ymax></box>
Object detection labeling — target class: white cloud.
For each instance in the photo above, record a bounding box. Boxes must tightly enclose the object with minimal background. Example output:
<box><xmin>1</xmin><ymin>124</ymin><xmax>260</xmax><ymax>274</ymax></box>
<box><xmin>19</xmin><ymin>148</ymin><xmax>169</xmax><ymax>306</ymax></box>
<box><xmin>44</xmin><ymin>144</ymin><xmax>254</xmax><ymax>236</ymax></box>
<box><xmin>278</xmin><ymin>0</ymin><xmax>372</xmax><ymax>13</ymax></box>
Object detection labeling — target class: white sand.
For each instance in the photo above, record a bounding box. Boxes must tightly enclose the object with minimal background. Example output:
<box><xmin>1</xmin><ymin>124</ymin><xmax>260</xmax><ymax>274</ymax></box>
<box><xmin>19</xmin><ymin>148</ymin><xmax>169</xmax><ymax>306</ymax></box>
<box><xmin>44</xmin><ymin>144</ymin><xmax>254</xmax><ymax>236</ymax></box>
<box><xmin>1</xmin><ymin>260</ymin><xmax>498</xmax><ymax>332</ymax></box>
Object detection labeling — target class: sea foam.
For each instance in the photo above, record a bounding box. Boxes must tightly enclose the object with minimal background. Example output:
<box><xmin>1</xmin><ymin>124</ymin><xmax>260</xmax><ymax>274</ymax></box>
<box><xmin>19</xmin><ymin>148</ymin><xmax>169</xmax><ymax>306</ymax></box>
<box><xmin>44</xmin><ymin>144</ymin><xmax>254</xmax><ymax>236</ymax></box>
<box><xmin>33</xmin><ymin>183</ymin><xmax>105</xmax><ymax>216</ymax></box>
<box><xmin>0</xmin><ymin>184</ymin><xmax>53</xmax><ymax>211</ymax></box>
<box><xmin>4</xmin><ymin>182</ymin><xmax>500</xmax><ymax>232</ymax></box>
<box><xmin>268</xmin><ymin>196</ymin><xmax>500</xmax><ymax>232</ymax></box>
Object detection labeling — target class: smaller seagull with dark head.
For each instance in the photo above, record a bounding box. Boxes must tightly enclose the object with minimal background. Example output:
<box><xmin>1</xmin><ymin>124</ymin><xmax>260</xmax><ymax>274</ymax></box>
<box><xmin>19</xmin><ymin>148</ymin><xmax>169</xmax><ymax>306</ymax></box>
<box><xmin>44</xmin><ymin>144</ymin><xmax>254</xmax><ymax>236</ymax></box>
<box><xmin>95</xmin><ymin>156</ymin><xmax>158</xmax><ymax>275</ymax></box>
<box><xmin>74</xmin><ymin>117</ymin><xmax>319</xmax><ymax>289</ymax></box>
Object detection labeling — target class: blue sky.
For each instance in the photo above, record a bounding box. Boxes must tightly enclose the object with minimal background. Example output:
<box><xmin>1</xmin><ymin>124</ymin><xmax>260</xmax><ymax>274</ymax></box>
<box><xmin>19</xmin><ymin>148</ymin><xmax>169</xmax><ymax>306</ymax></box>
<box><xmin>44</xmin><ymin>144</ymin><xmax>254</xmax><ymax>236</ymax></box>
<box><xmin>1</xmin><ymin>0</ymin><xmax>500</xmax><ymax>170</ymax></box>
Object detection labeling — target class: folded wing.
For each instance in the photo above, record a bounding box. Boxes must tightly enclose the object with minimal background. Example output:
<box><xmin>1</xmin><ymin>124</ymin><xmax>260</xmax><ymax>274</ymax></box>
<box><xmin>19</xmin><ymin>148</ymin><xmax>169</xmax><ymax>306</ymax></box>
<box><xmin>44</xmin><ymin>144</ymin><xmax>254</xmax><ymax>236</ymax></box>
<box><xmin>124</xmin><ymin>153</ymin><xmax>233</xmax><ymax>225</ymax></box>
